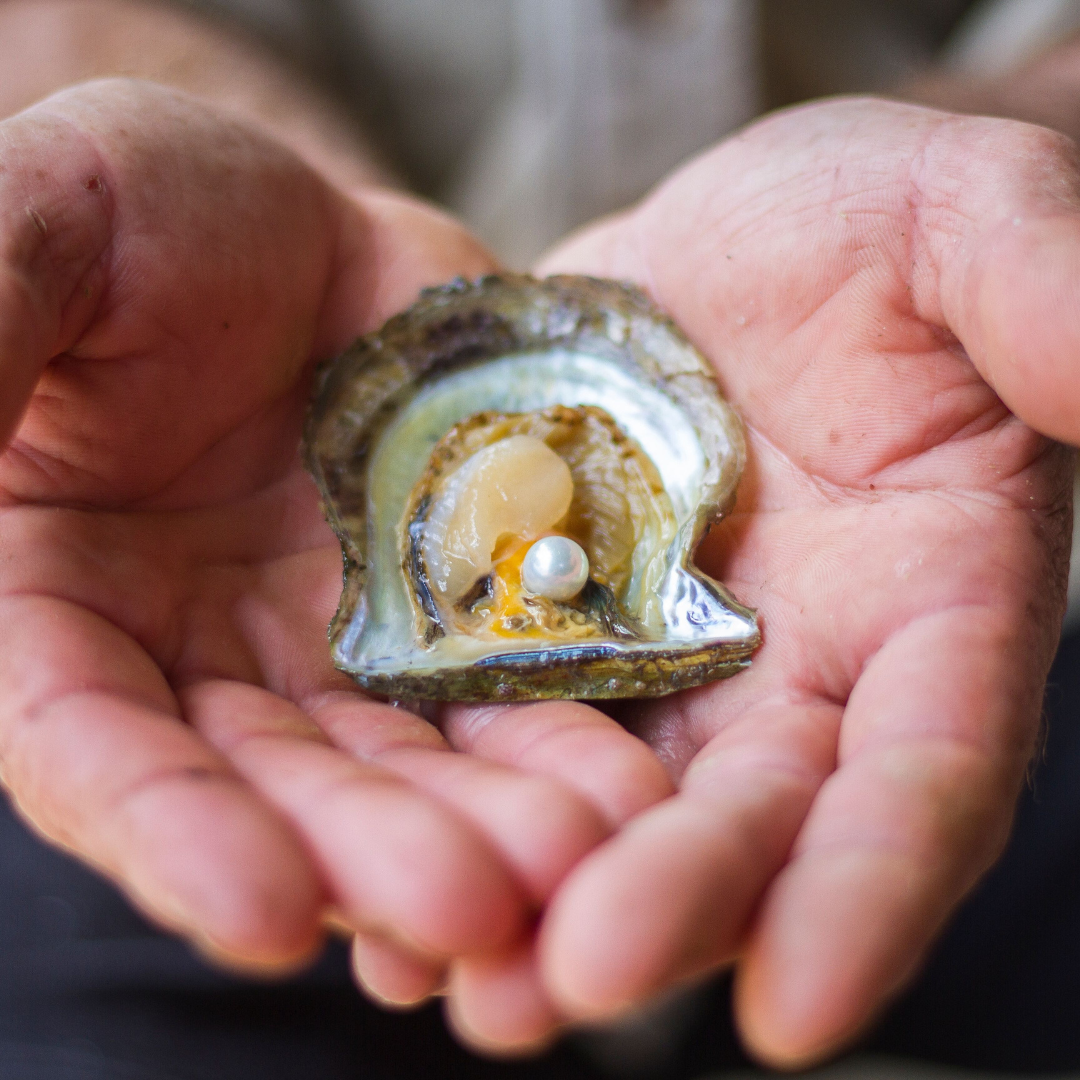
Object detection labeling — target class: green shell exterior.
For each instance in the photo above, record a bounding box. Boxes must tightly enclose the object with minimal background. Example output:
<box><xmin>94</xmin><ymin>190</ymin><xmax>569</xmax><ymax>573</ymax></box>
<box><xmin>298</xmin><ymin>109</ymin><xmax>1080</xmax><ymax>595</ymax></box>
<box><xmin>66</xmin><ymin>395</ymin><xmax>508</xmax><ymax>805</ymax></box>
<box><xmin>303</xmin><ymin>273</ymin><xmax>760</xmax><ymax>701</ymax></box>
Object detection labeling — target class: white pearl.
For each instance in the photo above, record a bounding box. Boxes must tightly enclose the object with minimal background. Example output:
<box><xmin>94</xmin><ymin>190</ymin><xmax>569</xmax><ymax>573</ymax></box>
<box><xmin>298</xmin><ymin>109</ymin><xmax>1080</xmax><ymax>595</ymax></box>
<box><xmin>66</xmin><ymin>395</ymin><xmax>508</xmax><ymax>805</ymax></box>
<box><xmin>521</xmin><ymin>536</ymin><xmax>590</xmax><ymax>602</ymax></box>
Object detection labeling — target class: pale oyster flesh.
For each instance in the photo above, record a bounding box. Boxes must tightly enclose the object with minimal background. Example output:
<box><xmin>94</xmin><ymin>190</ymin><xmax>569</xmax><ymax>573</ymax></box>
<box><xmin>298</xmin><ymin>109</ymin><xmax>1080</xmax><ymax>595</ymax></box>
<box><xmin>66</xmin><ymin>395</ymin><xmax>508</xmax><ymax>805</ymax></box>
<box><xmin>304</xmin><ymin>274</ymin><xmax>760</xmax><ymax>701</ymax></box>
<box><xmin>417</xmin><ymin>430</ymin><xmax>576</xmax><ymax>619</ymax></box>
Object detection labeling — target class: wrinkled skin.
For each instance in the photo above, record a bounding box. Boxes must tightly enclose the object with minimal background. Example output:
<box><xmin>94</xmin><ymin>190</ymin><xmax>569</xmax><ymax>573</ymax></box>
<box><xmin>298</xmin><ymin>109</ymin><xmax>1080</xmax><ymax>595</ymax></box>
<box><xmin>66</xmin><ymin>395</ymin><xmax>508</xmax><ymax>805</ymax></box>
<box><xmin>439</xmin><ymin>98</ymin><xmax>1080</xmax><ymax>1063</ymax></box>
<box><xmin>0</xmin><ymin>80</ymin><xmax>1077</xmax><ymax>1069</ymax></box>
<box><xmin>0</xmin><ymin>78</ymin><xmax>671</xmax><ymax>1003</ymax></box>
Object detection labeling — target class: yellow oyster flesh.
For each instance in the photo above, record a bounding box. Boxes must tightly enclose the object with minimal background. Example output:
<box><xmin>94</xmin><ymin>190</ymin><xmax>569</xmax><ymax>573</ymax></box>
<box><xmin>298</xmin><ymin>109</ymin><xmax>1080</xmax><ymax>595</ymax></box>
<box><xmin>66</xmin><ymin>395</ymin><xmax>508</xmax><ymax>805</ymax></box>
<box><xmin>404</xmin><ymin>406</ymin><xmax>678</xmax><ymax>643</ymax></box>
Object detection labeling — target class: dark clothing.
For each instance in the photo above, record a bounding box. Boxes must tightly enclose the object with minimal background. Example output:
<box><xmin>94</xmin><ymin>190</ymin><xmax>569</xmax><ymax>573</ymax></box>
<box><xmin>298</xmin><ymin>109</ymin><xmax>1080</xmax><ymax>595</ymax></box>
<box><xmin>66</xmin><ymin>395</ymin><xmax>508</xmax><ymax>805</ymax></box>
<box><xmin>4</xmin><ymin>632</ymin><xmax>1080</xmax><ymax>1078</ymax></box>
<box><xmin>0</xmin><ymin>801</ymin><xmax>598</xmax><ymax>1080</ymax></box>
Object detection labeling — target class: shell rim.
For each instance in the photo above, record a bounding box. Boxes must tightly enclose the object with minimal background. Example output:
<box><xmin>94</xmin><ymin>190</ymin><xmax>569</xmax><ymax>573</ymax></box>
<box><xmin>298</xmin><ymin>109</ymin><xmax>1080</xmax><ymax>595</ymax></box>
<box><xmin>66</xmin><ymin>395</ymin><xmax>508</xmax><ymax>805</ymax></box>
<box><xmin>303</xmin><ymin>273</ymin><xmax>760</xmax><ymax>701</ymax></box>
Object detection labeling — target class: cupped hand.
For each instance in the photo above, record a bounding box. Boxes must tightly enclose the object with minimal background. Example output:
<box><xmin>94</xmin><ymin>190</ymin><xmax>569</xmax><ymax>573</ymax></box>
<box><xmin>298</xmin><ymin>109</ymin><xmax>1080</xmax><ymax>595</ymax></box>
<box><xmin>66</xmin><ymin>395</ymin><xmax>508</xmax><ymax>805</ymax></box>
<box><xmin>0</xmin><ymin>78</ymin><xmax>671</xmax><ymax>1001</ymax></box>
<box><xmin>442</xmin><ymin>98</ymin><xmax>1078</xmax><ymax>1062</ymax></box>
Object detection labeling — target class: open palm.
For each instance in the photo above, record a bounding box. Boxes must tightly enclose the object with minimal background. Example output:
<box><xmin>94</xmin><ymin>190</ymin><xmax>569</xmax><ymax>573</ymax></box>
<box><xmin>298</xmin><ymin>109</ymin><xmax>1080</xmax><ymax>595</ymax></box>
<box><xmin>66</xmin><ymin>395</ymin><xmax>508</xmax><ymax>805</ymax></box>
<box><xmin>6</xmin><ymin>82</ymin><xmax>1078</xmax><ymax>1068</ymax></box>
<box><xmin>0</xmin><ymin>79</ymin><xmax>672</xmax><ymax>999</ymax></box>
<box><xmin>436</xmin><ymin>97</ymin><xmax>1078</xmax><ymax>1063</ymax></box>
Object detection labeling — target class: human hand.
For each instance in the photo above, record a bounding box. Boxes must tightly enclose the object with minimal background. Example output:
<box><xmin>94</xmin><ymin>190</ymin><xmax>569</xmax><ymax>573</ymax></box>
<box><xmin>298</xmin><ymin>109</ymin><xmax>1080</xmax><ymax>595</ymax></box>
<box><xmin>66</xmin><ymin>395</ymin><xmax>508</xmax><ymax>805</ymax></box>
<box><xmin>438</xmin><ymin>98</ymin><xmax>1077</xmax><ymax>1063</ymax></box>
<box><xmin>0</xmin><ymin>79</ymin><xmax>672</xmax><ymax>997</ymax></box>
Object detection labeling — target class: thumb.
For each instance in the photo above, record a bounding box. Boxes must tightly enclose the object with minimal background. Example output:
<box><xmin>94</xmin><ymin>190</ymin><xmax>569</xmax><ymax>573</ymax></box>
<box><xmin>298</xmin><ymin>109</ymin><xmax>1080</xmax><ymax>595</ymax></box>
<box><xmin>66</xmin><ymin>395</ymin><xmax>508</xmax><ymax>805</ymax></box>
<box><xmin>317</xmin><ymin>188</ymin><xmax>501</xmax><ymax>355</ymax></box>
<box><xmin>923</xmin><ymin>119</ymin><xmax>1080</xmax><ymax>445</ymax></box>
<box><xmin>959</xmin><ymin>213</ymin><xmax>1080</xmax><ymax>445</ymax></box>
<box><xmin>0</xmin><ymin>102</ymin><xmax>112</xmax><ymax>450</ymax></box>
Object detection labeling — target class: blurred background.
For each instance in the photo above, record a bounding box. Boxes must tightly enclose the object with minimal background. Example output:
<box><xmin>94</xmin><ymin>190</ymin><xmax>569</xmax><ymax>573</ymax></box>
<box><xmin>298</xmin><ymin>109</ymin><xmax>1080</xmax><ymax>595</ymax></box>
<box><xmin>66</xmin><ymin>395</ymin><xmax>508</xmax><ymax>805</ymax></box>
<box><xmin>171</xmin><ymin>0</ymin><xmax>1080</xmax><ymax>263</ymax></box>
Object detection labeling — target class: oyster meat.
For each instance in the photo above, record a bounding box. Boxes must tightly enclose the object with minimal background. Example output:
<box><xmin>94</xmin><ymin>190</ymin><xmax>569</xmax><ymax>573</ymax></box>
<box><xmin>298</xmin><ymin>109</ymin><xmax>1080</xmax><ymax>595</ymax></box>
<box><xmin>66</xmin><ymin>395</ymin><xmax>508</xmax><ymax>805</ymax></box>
<box><xmin>304</xmin><ymin>274</ymin><xmax>759</xmax><ymax>701</ymax></box>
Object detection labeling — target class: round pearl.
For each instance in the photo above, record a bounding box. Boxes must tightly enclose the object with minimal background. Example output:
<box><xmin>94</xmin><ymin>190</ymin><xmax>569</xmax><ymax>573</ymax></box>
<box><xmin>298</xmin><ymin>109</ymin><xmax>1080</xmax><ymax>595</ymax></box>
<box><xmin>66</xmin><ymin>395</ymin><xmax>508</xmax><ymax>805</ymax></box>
<box><xmin>521</xmin><ymin>536</ymin><xmax>590</xmax><ymax>602</ymax></box>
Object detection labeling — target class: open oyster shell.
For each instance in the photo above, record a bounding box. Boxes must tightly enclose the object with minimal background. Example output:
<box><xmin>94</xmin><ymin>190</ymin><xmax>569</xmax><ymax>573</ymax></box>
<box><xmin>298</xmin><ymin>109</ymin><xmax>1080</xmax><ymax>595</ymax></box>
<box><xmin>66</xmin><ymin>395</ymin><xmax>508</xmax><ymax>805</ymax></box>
<box><xmin>304</xmin><ymin>274</ymin><xmax>759</xmax><ymax>701</ymax></box>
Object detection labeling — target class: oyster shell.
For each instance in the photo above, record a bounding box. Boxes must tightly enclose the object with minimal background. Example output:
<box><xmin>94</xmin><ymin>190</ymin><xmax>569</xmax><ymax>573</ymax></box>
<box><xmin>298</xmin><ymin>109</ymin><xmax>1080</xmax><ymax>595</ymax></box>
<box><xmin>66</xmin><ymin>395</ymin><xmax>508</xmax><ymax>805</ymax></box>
<box><xmin>304</xmin><ymin>273</ymin><xmax>759</xmax><ymax>701</ymax></box>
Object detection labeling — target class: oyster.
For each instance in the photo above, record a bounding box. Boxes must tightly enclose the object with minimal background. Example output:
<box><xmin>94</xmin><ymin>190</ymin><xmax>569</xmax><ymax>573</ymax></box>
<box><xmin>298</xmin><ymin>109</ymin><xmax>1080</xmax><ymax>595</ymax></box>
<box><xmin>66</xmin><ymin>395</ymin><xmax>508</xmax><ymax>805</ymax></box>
<box><xmin>304</xmin><ymin>274</ymin><xmax>759</xmax><ymax>701</ymax></box>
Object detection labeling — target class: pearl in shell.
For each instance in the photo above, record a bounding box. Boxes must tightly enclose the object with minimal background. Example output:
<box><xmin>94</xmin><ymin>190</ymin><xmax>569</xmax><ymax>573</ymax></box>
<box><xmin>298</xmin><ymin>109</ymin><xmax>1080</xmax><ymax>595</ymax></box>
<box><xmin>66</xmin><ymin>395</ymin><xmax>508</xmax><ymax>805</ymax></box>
<box><xmin>521</xmin><ymin>536</ymin><xmax>590</xmax><ymax>601</ymax></box>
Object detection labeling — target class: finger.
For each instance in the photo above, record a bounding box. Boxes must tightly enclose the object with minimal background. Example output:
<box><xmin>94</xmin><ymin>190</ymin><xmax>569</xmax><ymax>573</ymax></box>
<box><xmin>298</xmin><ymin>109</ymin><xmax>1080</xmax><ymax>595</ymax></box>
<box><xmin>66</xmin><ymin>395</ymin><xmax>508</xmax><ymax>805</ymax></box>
<box><xmin>912</xmin><ymin>119</ymin><xmax>1080</xmax><ymax>444</ymax></box>
<box><xmin>735</xmin><ymin>608</ymin><xmax>1046</xmax><ymax>1069</ymax></box>
<box><xmin>1</xmin><ymin>79</ymin><xmax>345</xmax><ymax>506</ymax></box>
<box><xmin>0</xmin><ymin>95</ymin><xmax>112</xmax><ymax>448</ymax></box>
<box><xmin>447</xmin><ymin>938</ymin><xmax>563</xmax><ymax>1056</ymax></box>
<box><xmin>538</xmin><ymin>698</ymin><xmax>839</xmax><ymax>1022</ymax></box>
<box><xmin>351</xmin><ymin>931</ymin><xmax>448</xmax><ymax>1009</ymax></box>
<box><xmin>316</xmin><ymin>696</ymin><xmax>620</xmax><ymax>1042</ymax></box>
<box><xmin>185</xmin><ymin>679</ymin><xmax>528</xmax><ymax>958</ymax></box>
<box><xmin>440</xmin><ymin>701</ymin><xmax>675</xmax><ymax>828</ymax></box>
<box><xmin>319</xmin><ymin>188</ymin><xmax>500</xmax><ymax>353</ymax></box>
<box><xmin>312</xmin><ymin>694</ymin><xmax>612</xmax><ymax>904</ymax></box>
<box><xmin>534</xmin><ymin>212</ymin><xmax>631</xmax><ymax>281</ymax></box>
<box><xmin>0</xmin><ymin>595</ymin><xmax>326</xmax><ymax>968</ymax></box>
